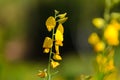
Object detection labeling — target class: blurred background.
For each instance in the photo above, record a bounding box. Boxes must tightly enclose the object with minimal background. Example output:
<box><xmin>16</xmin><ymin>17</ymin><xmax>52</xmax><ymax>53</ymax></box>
<box><xmin>0</xmin><ymin>0</ymin><xmax>120</xmax><ymax>80</ymax></box>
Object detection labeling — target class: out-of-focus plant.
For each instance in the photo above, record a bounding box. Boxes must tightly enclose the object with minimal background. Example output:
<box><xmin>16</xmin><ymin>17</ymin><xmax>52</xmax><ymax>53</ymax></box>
<box><xmin>88</xmin><ymin>0</ymin><xmax>120</xmax><ymax>80</ymax></box>
<box><xmin>38</xmin><ymin>10</ymin><xmax>68</xmax><ymax>80</ymax></box>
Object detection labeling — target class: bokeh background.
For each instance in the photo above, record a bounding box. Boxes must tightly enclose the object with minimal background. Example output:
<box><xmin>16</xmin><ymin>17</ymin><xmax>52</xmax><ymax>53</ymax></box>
<box><xmin>0</xmin><ymin>0</ymin><xmax>120</xmax><ymax>80</ymax></box>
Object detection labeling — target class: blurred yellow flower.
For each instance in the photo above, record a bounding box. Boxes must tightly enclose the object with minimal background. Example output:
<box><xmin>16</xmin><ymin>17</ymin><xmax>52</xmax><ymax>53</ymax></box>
<box><xmin>104</xmin><ymin>59</ymin><xmax>115</xmax><ymax>73</ymax></box>
<box><xmin>104</xmin><ymin>24</ymin><xmax>119</xmax><ymax>46</ymax></box>
<box><xmin>53</xmin><ymin>54</ymin><xmax>62</xmax><ymax>60</ymax></box>
<box><xmin>94</xmin><ymin>41</ymin><xmax>105</xmax><ymax>52</ymax></box>
<box><xmin>92</xmin><ymin>18</ymin><xmax>105</xmax><ymax>29</ymax></box>
<box><xmin>104</xmin><ymin>71</ymin><xmax>117</xmax><ymax>80</ymax></box>
<box><xmin>51</xmin><ymin>60</ymin><xmax>60</xmax><ymax>68</ymax></box>
<box><xmin>38</xmin><ymin>70</ymin><xmax>47</xmax><ymax>78</ymax></box>
<box><xmin>111</xmin><ymin>19</ymin><xmax>120</xmax><ymax>30</ymax></box>
<box><xmin>96</xmin><ymin>54</ymin><xmax>107</xmax><ymax>72</ymax></box>
<box><xmin>46</xmin><ymin>16</ymin><xmax>56</xmax><ymax>31</ymax></box>
<box><xmin>96</xmin><ymin>54</ymin><xmax>107</xmax><ymax>65</ymax></box>
<box><xmin>88</xmin><ymin>32</ymin><xmax>100</xmax><ymax>45</ymax></box>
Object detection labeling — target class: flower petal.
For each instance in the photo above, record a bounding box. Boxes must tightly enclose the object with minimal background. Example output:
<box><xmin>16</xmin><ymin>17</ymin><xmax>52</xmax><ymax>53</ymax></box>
<box><xmin>46</xmin><ymin>16</ymin><xmax>56</xmax><ymax>31</ymax></box>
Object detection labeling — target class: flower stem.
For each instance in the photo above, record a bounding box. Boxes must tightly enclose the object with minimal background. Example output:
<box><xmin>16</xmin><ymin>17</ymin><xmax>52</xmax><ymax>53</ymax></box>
<box><xmin>96</xmin><ymin>1</ymin><xmax>112</xmax><ymax>80</ymax></box>
<box><xmin>104</xmin><ymin>0</ymin><xmax>111</xmax><ymax>22</ymax></box>
<box><xmin>47</xmin><ymin>24</ymin><xmax>55</xmax><ymax>80</ymax></box>
<box><xmin>47</xmin><ymin>12</ymin><xmax>57</xmax><ymax>80</ymax></box>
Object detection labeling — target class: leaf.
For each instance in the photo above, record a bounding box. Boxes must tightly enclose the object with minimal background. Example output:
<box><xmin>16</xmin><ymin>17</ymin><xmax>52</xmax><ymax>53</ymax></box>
<box><xmin>45</xmin><ymin>16</ymin><xmax>56</xmax><ymax>31</ymax></box>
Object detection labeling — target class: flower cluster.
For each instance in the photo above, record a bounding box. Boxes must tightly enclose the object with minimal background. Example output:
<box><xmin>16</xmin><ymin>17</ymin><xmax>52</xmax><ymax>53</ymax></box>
<box><xmin>88</xmin><ymin>0</ymin><xmax>120</xmax><ymax>79</ymax></box>
<box><xmin>38</xmin><ymin>10</ymin><xmax>68</xmax><ymax>79</ymax></box>
<box><xmin>88</xmin><ymin>11</ymin><xmax>120</xmax><ymax>80</ymax></box>
<box><xmin>88</xmin><ymin>19</ymin><xmax>120</xmax><ymax>52</ymax></box>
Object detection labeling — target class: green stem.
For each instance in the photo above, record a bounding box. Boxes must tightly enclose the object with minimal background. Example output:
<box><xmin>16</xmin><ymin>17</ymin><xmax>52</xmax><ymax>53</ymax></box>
<box><xmin>47</xmin><ymin>30</ymin><xmax>54</xmax><ymax>80</ymax></box>
<box><xmin>96</xmin><ymin>1</ymin><xmax>112</xmax><ymax>80</ymax></box>
<box><xmin>47</xmin><ymin>19</ymin><xmax>56</xmax><ymax>80</ymax></box>
<box><xmin>47</xmin><ymin>12</ymin><xmax>57</xmax><ymax>80</ymax></box>
<box><xmin>104</xmin><ymin>0</ymin><xmax>111</xmax><ymax>22</ymax></box>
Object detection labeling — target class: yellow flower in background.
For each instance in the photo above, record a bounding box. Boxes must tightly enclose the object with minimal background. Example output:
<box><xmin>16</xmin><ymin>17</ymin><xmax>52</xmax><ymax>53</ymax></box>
<box><xmin>96</xmin><ymin>54</ymin><xmax>107</xmax><ymax>65</ymax></box>
<box><xmin>104</xmin><ymin>71</ymin><xmax>117</xmax><ymax>80</ymax></box>
<box><xmin>94</xmin><ymin>41</ymin><xmax>105</xmax><ymax>52</ymax></box>
<box><xmin>88</xmin><ymin>32</ymin><xmax>100</xmax><ymax>45</ymax></box>
<box><xmin>111</xmin><ymin>19</ymin><xmax>120</xmax><ymax>30</ymax></box>
<box><xmin>53</xmin><ymin>54</ymin><xmax>62</xmax><ymax>60</ymax></box>
<box><xmin>104</xmin><ymin>24</ymin><xmax>119</xmax><ymax>46</ymax></box>
<box><xmin>46</xmin><ymin>16</ymin><xmax>56</xmax><ymax>31</ymax></box>
<box><xmin>38</xmin><ymin>69</ymin><xmax>47</xmax><ymax>78</ymax></box>
<box><xmin>104</xmin><ymin>59</ymin><xmax>115</xmax><ymax>73</ymax></box>
<box><xmin>51</xmin><ymin>60</ymin><xmax>60</xmax><ymax>68</ymax></box>
<box><xmin>96</xmin><ymin>54</ymin><xmax>107</xmax><ymax>72</ymax></box>
<box><xmin>92</xmin><ymin>18</ymin><xmax>105</xmax><ymax>29</ymax></box>
<box><xmin>43</xmin><ymin>37</ymin><xmax>53</xmax><ymax>53</ymax></box>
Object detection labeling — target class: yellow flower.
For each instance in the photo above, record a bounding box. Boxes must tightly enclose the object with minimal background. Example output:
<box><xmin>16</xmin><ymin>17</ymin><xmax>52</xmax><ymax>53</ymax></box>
<box><xmin>43</xmin><ymin>48</ymin><xmax>50</xmax><ymax>53</ymax></box>
<box><xmin>38</xmin><ymin>69</ymin><xmax>47</xmax><ymax>78</ymax></box>
<box><xmin>94</xmin><ymin>41</ymin><xmax>105</xmax><ymax>52</ymax></box>
<box><xmin>43</xmin><ymin>37</ymin><xmax>53</xmax><ymax>53</ymax></box>
<box><xmin>55</xmin><ymin>41</ymin><xmax>63</xmax><ymax>46</ymax></box>
<box><xmin>104</xmin><ymin>24</ymin><xmax>119</xmax><ymax>46</ymax></box>
<box><xmin>92</xmin><ymin>18</ymin><xmax>105</xmax><ymax>29</ymax></box>
<box><xmin>51</xmin><ymin>60</ymin><xmax>60</xmax><ymax>68</ymax></box>
<box><xmin>55</xmin><ymin>29</ymin><xmax>63</xmax><ymax>41</ymax></box>
<box><xmin>55</xmin><ymin>45</ymin><xmax>60</xmax><ymax>54</ymax></box>
<box><xmin>88</xmin><ymin>32</ymin><xmax>100</xmax><ymax>45</ymax></box>
<box><xmin>96</xmin><ymin>54</ymin><xmax>107</xmax><ymax>72</ymax></box>
<box><xmin>96</xmin><ymin>54</ymin><xmax>107</xmax><ymax>65</ymax></box>
<box><xmin>104</xmin><ymin>59</ymin><xmax>115</xmax><ymax>73</ymax></box>
<box><xmin>46</xmin><ymin>16</ymin><xmax>56</xmax><ymax>31</ymax></box>
<box><xmin>55</xmin><ymin>27</ymin><xmax>63</xmax><ymax>46</ymax></box>
<box><xmin>104</xmin><ymin>71</ymin><xmax>117</xmax><ymax>80</ymax></box>
<box><xmin>53</xmin><ymin>54</ymin><xmax>62</xmax><ymax>60</ymax></box>
<box><xmin>57</xmin><ymin>24</ymin><xmax>64</xmax><ymax>34</ymax></box>
<box><xmin>111</xmin><ymin>19</ymin><xmax>120</xmax><ymax>30</ymax></box>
